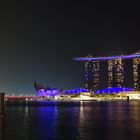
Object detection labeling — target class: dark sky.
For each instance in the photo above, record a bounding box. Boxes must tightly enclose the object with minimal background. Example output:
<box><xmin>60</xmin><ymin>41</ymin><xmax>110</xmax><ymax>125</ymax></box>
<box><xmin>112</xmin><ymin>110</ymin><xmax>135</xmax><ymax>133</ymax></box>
<box><xmin>0</xmin><ymin>1</ymin><xmax>140</xmax><ymax>95</ymax></box>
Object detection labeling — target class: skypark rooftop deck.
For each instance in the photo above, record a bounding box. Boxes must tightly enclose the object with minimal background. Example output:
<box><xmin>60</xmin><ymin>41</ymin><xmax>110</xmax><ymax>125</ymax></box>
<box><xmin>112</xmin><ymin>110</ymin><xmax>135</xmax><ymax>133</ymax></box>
<box><xmin>74</xmin><ymin>53</ymin><xmax>140</xmax><ymax>61</ymax></box>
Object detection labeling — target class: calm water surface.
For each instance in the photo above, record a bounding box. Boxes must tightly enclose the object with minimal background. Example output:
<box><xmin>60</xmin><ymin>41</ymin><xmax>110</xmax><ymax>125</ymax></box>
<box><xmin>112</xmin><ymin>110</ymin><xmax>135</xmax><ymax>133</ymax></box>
<box><xmin>4</xmin><ymin>101</ymin><xmax>140</xmax><ymax>140</ymax></box>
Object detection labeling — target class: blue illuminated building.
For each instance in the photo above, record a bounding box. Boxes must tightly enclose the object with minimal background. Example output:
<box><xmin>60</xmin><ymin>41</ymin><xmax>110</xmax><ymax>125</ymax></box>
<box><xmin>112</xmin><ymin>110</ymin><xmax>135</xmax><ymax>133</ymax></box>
<box><xmin>64</xmin><ymin>88</ymin><xmax>89</xmax><ymax>94</ymax></box>
<box><xmin>34</xmin><ymin>81</ymin><xmax>60</xmax><ymax>96</ymax></box>
<box><xmin>34</xmin><ymin>81</ymin><xmax>89</xmax><ymax>96</ymax></box>
<box><xmin>95</xmin><ymin>87</ymin><xmax>134</xmax><ymax>94</ymax></box>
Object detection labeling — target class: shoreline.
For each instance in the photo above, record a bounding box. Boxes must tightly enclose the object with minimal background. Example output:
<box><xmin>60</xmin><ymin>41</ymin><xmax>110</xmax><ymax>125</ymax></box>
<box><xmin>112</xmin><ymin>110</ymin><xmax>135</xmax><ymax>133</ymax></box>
<box><xmin>5</xmin><ymin>99</ymin><xmax>139</xmax><ymax>107</ymax></box>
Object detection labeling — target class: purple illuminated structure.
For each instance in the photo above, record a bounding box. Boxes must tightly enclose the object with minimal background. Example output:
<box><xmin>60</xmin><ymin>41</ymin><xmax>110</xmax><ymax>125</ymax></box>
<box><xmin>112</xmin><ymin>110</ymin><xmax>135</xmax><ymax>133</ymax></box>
<box><xmin>34</xmin><ymin>81</ymin><xmax>59</xmax><ymax>96</ymax></box>
<box><xmin>34</xmin><ymin>81</ymin><xmax>89</xmax><ymax>96</ymax></box>
<box><xmin>74</xmin><ymin>53</ymin><xmax>140</xmax><ymax>61</ymax></box>
<box><xmin>34</xmin><ymin>81</ymin><xmax>134</xmax><ymax>96</ymax></box>
<box><xmin>74</xmin><ymin>52</ymin><xmax>140</xmax><ymax>91</ymax></box>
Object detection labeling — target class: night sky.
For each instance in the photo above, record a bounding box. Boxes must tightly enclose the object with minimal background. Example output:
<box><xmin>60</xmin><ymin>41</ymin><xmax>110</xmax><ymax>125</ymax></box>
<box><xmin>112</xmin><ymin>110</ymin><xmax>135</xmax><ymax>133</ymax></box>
<box><xmin>0</xmin><ymin>1</ymin><xmax>140</xmax><ymax>95</ymax></box>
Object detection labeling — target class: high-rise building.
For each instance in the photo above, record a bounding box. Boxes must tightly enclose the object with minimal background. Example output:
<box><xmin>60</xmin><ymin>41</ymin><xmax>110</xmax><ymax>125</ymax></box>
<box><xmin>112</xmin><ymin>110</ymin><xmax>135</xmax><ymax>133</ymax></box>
<box><xmin>92</xmin><ymin>61</ymin><xmax>100</xmax><ymax>91</ymax></box>
<box><xmin>74</xmin><ymin>53</ymin><xmax>140</xmax><ymax>91</ymax></box>
<box><xmin>84</xmin><ymin>60</ymin><xmax>100</xmax><ymax>92</ymax></box>
<box><xmin>108</xmin><ymin>60</ymin><xmax>114</xmax><ymax>88</ymax></box>
<box><xmin>84</xmin><ymin>61</ymin><xmax>94</xmax><ymax>91</ymax></box>
<box><xmin>115</xmin><ymin>58</ymin><xmax>124</xmax><ymax>88</ymax></box>
<box><xmin>133</xmin><ymin>58</ymin><xmax>140</xmax><ymax>90</ymax></box>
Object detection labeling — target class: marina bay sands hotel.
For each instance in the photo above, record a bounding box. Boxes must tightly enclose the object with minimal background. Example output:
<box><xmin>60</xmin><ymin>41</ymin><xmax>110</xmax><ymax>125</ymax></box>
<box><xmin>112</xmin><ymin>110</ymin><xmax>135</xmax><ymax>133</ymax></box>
<box><xmin>74</xmin><ymin>53</ymin><xmax>140</xmax><ymax>92</ymax></box>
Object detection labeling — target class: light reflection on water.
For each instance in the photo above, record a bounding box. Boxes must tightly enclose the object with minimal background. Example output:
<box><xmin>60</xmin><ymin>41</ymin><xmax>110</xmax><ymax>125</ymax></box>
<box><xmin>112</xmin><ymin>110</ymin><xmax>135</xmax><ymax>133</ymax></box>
<box><xmin>4</xmin><ymin>101</ymin><xmax>140</xmax><ymax>140</ymax></box>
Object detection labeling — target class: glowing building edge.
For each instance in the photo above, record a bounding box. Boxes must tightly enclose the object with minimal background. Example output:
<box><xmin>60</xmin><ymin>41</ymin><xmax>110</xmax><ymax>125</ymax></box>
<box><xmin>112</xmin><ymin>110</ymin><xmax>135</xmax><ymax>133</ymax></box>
<box><xmin>74</xmin><ymin>53</ymin><xmax>140</xmax><ymax>61</ymax></box>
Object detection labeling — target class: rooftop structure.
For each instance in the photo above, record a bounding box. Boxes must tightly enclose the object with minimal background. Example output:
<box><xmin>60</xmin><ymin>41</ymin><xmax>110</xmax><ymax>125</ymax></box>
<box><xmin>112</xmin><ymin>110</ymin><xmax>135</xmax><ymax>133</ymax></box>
<box><xmin>74</xmin><ymin>53</ymin><xmax>140</xmax><ymax>61</ymax></box>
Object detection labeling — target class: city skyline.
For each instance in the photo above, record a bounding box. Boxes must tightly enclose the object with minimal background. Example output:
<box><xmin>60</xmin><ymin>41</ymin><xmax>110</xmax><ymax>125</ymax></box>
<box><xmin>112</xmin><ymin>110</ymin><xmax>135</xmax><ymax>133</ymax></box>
<box><xmin>0</xmin><ymin>1</ymin><xmax>140</xmax><ymax>95</ymax></box>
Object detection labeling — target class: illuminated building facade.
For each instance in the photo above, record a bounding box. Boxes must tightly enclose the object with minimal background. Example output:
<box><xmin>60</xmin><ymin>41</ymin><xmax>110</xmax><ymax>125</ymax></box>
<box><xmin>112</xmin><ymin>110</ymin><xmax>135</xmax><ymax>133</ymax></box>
<box><xmin>93</xmin><ymin>61</ymin><xmax>100</xmax><ymax>91</ymax></box>
<box><xmin>84</xmin><ymin>61</ymin><xmax>93</xmax><ymax>90</ymax></box>
<box><xmin>95</xmin><ymin>87</ymin><xmax>134</xmax><ymax>94</ymax></box>
<box><xmin>133</xmin><ymin>58</ymin><xmax>140</xmax><ymax>90</ymax></box>
<box><xmin>84</xmin><ymin>59</ymin><xmax>124</xmax><ymax>91</ymax></box>
<box><xmin>108</xmin><ymin>60</ymin><xmax>114</xmax><ymax>88</ymax></box>
<box><xmin>115</xmin><ymin>58</ymin><xmax>124</xmax><ymax>88</ymax></box>
<box><xmin>74</xmin><ymin>53</ymin><xmax>140</xmax><ymax>91</ymax></box>
<box><xmin>107</xmin><ymin>58</ymin><xmax>124</xmax><ymax>89</ymax></box>
<box><xmin>84</xmin><ymin>60</ymin><xmax>100</xmax><ymax>91</ymax></box>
